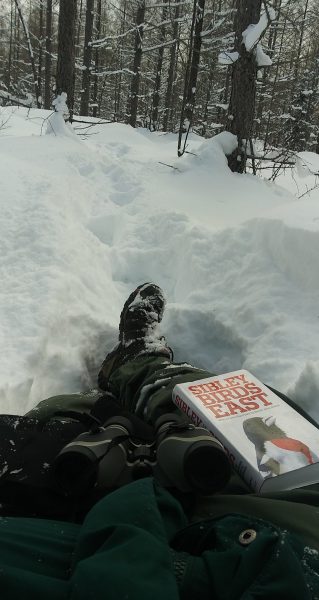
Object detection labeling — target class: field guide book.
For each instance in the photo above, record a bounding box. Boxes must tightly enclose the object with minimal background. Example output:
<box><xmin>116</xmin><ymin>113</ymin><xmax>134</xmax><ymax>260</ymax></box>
<box><xmin>172</xmin><ymin>370</ymin><xmax>319</xmax><ymax>493</ymax></box>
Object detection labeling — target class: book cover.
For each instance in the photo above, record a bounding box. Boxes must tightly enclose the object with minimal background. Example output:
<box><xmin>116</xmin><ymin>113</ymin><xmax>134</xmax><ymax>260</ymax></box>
<box><xmin>172</xmin><ymin>370</ymin><xmax>319</xmax><ymax>493</ymax></box>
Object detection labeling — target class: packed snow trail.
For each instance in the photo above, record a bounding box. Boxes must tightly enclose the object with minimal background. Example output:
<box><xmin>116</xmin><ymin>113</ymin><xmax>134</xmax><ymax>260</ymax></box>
<box><xmin>0</xmin><ymin>106</ymin><xmax>318</xmax><ymax>421</ymax></box>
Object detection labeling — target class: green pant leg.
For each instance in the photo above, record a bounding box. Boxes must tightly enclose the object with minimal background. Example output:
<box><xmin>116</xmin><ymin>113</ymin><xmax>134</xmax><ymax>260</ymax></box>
<box><xmin>26</xmin><ymin>390</ymin><xmax>101</xmax><ymax>421</ymax></box>
<box><xmin>108</xmin><ymin>355</ymin><xmax>214</xmax><ymax>425</ymax></box>
<box><xmin>26</xmin><ymin>356</ymin><xmax>211</xmax><ymax>423</ymax></box>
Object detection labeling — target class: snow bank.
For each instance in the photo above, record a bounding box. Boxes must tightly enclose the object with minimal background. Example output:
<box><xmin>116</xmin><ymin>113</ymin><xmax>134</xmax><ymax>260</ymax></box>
<box><xmin>0</xmin><ymin>106</ymin><xmax>319</xmax><ymax>423</ymax></box>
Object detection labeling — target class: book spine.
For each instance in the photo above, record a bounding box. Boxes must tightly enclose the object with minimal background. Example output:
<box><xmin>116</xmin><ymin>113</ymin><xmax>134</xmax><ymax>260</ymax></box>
<box><xmin>172</xmin><ymin>387</ymin><xmax>263</xmax><ymax>492</ymax></box>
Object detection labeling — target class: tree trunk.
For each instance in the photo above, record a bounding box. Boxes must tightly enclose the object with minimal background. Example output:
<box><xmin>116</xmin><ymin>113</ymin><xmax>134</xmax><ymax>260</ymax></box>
<box><xmin>76</xmin><ymin>0</ymin><xmax>84</xmax><ymax>47</ymax></box>
<box><xmin>162</xmin><ymin>0</ymin><xmax>181</xmax><ymax>132</ymax></box>
<box><xmin>44</xmin><ymin>0</ymin><xmax>53</xmax><ymax>109</ymax></box>
<box><xmin>13</xmin><ymin>0</ymin><xmax>41</xmax><ymax>107</ymax></box>
<box><xmin>37</xmin><ymin>0</ymin><xmax>44</xmax><ymax>106</ymax></box>
<box><xmin>80</xmin><ymin>0</ymin><xmax>95</xmax><ymax>116</ymax></box>
<box><xmin>14</xmin><ymin>4</ymin><xmax>20</xmax><ymax>86</ymax></box>
<box><xmin>114</xmin><ymin>0</ymin><xmax>127</xmax><ymax>120</ymax></box>
<box><xmin>177</xmin><ymin>0</ymin><xmax>205</xmax><ymax>156</ymax></box>
<box><xmin>56</xmin><ymin>0</ymin><xmax>77</xmax><ymax>119</ymax></box>
<box><xmin>150</xmin><ymin>0</ymin><xmax>168</xmax><ymax>131</ymax></box>
<box><xmin>92</xmin><ymin>0</ymin><xmax>102</xmax><ymax>118</ymax></box>
<box><xmin>5</xmin><ymin>0</ymin><xmax>14</xmax><ymax>91</ymax></box>
<box><xmin>226</xmin><ymin>0</ymin><xmax>262</xmax><ymax>173</ymax></box>
<box><xmin>128</xmin><ymin>0</ymin><xmax>145</xmax><ymax>128</ymax></box>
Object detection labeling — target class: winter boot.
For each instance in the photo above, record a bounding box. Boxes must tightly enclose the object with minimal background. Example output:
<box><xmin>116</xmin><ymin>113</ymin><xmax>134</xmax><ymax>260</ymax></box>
<box><xmin>98</xmin><ymin>283</ymin><xmax>173</xmax><ymax>390</ymax></box>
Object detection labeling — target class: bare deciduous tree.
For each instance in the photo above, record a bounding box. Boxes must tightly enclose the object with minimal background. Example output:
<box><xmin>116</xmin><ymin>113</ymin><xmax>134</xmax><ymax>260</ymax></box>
<box><xmin>127</xmin><ymin>0</ymin><xmax>145</xmax><ymax>128</ymax></box>
<box><xmin>44</xmin><ymin>0</ymin><xmax>53</xmax><ymax>109</ymax></box>
<box><xmin>177</xmin><ymin>0</ymin><xmax>206</xmax><ymax>156</ymax></box>
<box><xmin>226</xmin><ymin>0</ymin><xmax>263</xmax><ymax>173</ymax></box>
<box><xmin>13</xmin><ymin>0</ymin><xmax>41</xmax><ymax>108</ymax></box>
<box><xmin>80</xmin><ymin>0</ymin><xmax>95</xmax><ymax>116</ymax></box>
<box><xmin>56</xmin><ymin>0</ymin><xmax>77</xmax><ymax>119</ymax></box>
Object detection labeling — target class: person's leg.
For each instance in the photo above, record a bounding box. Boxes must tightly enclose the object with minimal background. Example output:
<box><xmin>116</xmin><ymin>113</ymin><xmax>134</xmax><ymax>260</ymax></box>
<box><xmin>106</xmin><ymin>354</ymin><xmax>212</xmax><ymax>424</ymax></box>
<box><xmin>97</xmin><ymin>283</ymin><xmax>213</xmax><ymax>424</ymax></box>
<box><xmin>26</xmin><ymin>389</ymin><xmax>101</xmax><ymax>421</ymax></box>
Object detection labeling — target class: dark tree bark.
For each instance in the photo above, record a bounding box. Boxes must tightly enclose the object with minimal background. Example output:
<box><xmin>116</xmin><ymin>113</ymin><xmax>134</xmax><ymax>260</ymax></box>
<box><xmin>13</xmin><ymin>0</ymin><xmax>41</xmax><ymax>107</ymax></box>
<box><xmin>114</xmin><ymin>0</ymin><xmax>127</xmax><ymax>120</ymax></box>
<box><xmin>80</xmin><ymin>0</ymin><xmax>95</xmax><ymax>116</ymax></box>
<box><xmin>162</xmin><ymin>0</ymin><xmax>181</xmax><ymax>132</ymax></box>
<box><xmin>226</xmin><ymin>0</ymin><xmax>262</xmax><ymax>173</ymax></box>
<box><xmin>76</xmin><ymin>0</ymin><xmax>84</xmax><ymax>47</ymax></box>
<box><xmin>44</xmin><ymin>0</ymin><xmax>53</xmax><ymax>109</ymax></box>
<box><xmin>150</xmin><ymin>0</ymin><xmax>168</xmax><ymax>131</ymax></box>
<box><xmin>56</xmin><ymin>0</ymin><xmax>77</xmax><ymax>119</ymax></box>
<box><xmin>92</xmin><ymin>0</ymin><xmax>102</xmax><ymax>118</ymax></box>
<box><xmin>14</xmin><ymin>4</ymin><xmax>20</xmax><ymax>85</ymax></box>
<box><xmin>177</xmin><ymin>0</ymin><xmax>205</xmax><ymax>156</ymax></box>
<box><xmin>37</xmin><ymin>0</ymin><xmax>44</xmax><ymax>106</ymax></box>
<box><xmin>127</xmin><ymin>0</ymin><xmax>145</xmax><ymax>128</ymax></box>
<box><xmin>5</xmin><ymin>0</ymin><xmax>14</xmax><ymax>91</ymax></box>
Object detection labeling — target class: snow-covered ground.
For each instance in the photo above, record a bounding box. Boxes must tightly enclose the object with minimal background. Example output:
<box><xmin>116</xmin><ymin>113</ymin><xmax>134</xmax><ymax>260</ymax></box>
<box><xmin>0</xmin><ymin>105</ymin><xmax>319</xmax><ymax>420</ymax></box>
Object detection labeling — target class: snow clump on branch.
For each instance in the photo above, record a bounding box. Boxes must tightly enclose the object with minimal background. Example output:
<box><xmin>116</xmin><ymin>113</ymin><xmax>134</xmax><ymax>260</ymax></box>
<box><xmin>242</xmin><ymin>7</ymin><xmax>276</xmax><ymax>52</ymax></box>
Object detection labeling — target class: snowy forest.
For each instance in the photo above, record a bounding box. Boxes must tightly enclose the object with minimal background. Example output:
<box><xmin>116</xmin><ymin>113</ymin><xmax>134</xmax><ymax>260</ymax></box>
<box><xmin>0</xmin><ymin>2</ymin><xmax>319</xmax><ymax>420</ymax></box>
<box><xmin>0</xmin><ymin>0</ymin><xmax>318</xmax><ymax>172</ymax></box>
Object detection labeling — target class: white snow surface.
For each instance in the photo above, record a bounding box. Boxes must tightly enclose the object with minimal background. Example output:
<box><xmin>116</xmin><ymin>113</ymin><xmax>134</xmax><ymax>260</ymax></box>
<box><xmin>0</xmin><ymin>106</ymin><xmax>319</xmax><ymax>422</ymax></box>
<box><xmin>242</xmin><ymin>8</ymin><xmax>277</xmax><ymax>52</ymax></box>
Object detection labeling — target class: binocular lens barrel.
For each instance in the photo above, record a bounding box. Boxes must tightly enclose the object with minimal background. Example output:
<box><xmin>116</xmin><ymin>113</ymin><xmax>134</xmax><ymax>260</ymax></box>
<box><xmin>184</xmin><ymin>442</ymin><xmax>232</xmax><ymax>494</ymax></box>
<box><xmin>54</xmin><ymin>448</ymin><xmax>98</xmax><ymax>495</ymax></box>
<box><xmin>155</xmin><ymin>419</ymin><xmax>232</xmax><ymax>494</ymax></box>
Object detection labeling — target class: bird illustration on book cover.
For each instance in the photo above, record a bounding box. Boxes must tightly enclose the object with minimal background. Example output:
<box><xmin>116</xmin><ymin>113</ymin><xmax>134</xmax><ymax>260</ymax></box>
<box><xmin>242</xmin><ymin>416</ymin><xmax>318</xmax><ymax>477</ymax></box>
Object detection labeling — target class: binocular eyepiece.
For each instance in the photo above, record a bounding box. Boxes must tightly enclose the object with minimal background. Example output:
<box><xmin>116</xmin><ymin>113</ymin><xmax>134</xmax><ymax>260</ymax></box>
<box><xmin>154</xmin><ymin>414</ymin><xmax>231</xmax><ymax>494</ymax></box>
<box><xmin>53</xmin><ymin>412</ymin><xmax>231</xmax><ymax>497</ymax></box>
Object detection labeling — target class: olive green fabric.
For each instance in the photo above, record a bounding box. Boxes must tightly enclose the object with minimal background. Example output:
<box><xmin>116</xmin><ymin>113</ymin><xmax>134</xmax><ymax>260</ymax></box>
<box><xmin>26</xmin><ymin>356</ymin><xmax>210</xmax><ymax>424</ymax></box>
<box><xmin>0</xmin><ymin>477</ymin><xmax>317</xmax><ymax>599</ymax></box>
<box><xmin>26</xmin><ymin>389</ymin><xmax>101</xmax><ymax>421</ymax></box>
<box><xmin>107</xmin><ymin>355</ymin><xmax>212</xmax><ymax>423</ymax></box>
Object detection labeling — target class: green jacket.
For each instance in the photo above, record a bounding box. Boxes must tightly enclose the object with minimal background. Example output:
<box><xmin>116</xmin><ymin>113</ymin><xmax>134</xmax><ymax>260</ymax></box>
<box><xmin>0</xmin><ymin>477</ymin><xmax>317</xmax><ymax>599</ymax></box>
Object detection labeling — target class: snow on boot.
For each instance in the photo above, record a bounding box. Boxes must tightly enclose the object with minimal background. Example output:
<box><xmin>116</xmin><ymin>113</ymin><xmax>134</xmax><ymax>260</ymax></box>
<box><xmin>98</xmin><ymin>283</ymin><xmax>173</xmax><ymax>390</ymax></box>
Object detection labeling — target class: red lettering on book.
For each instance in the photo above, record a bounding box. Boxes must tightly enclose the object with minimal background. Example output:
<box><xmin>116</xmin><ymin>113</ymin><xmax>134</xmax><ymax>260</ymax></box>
<box><xmin>237</xmin><ymin>373</ymin><xmax>250</xmax><ymax>385</ymax></box>
<box><xmin>214</xmin><ymin>388</ymin><xmax>236</xmax><ymax>401</ymax></box>
<box><xmin>208</xmin><ymin>404</ymin><xmax>229</xmax><ymax>418</ymax></box>
<box><xmin>239</xmin><ymin>397</ymin><xmax>260</xmax><ymax>410</ymax></box>
<box><xmin>229</xmin><ymin>386</ymin><xmax>249</xmax><ymax>399</ymax></box>
<box><xmin>224</xmin><ymin>401</ymin><xmax>248</xmax><ymax>415</ymax></box>
<box><xmin>251</xmin><ymin>392</ymin><xmax>272</xmax><ymax>406</ymax></box>
<box><xmin>224</xmin><ymin>376</ymin><xmax>239</xmax><ymax>387</ymax></box>
<box><xmin>196</xmin><ymin>393</ymin><xmax>216</xmax><ymax>406</ymax></box>
<box><xmin>244</xmin><ymin>383</ymin><xmax>263</xmax><ymax>394</ymax></box>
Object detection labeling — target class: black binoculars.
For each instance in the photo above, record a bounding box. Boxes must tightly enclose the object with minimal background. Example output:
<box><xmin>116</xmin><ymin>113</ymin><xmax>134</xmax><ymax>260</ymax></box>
<box><xmin>53</xmin><ymin>412</ymin><xmax>232</xmax><ymax>496</ymax></box>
